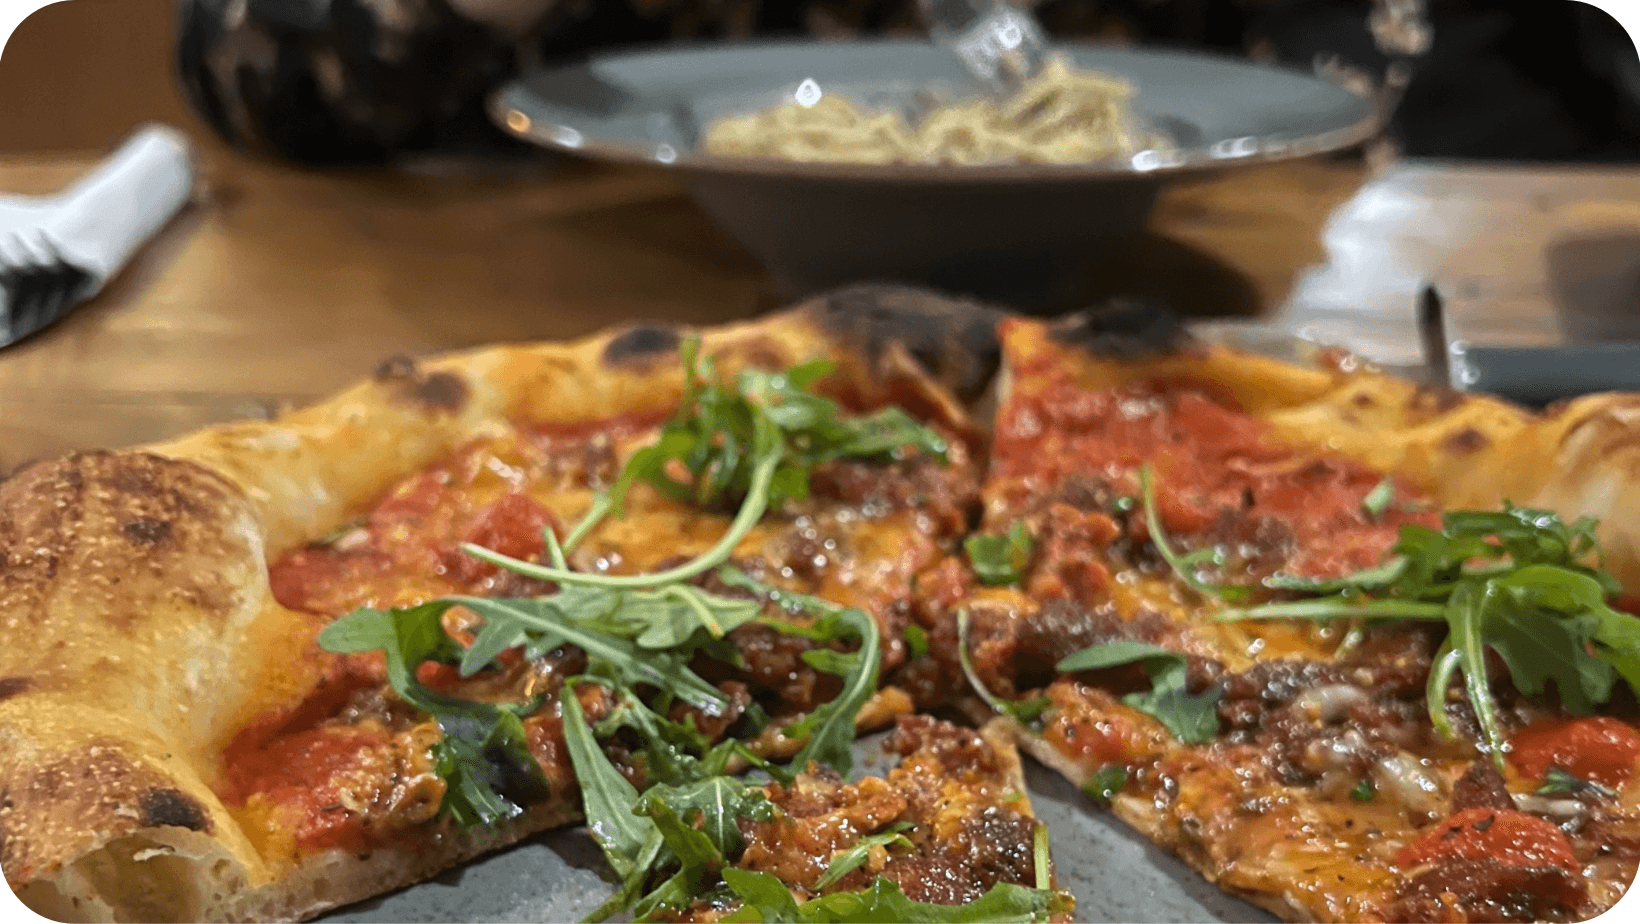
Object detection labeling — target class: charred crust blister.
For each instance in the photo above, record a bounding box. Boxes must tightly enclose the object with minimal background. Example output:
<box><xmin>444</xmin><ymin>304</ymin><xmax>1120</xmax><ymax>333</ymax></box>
<box><xmin>374</xmin><ymin>354</ymin><xmax>470</xmax><ymax>415</ymax></box>
<box><xmin>602</xmin><ymin>324</ymin><xmax>683</xmax><ymax>368</ymax></box>
<box><xmin>120</xmin><ymin>517</ymin><xmax>174</xmax><ymax>546</ymax></box>
<box><xmin>136</xmin><ymin>788</ymin><xmax>212</xmax><ymax>833</ymax></box>
<box><xmin>1050</xmin><ymin>296</ymin><xmax>1191</xmax><ymax>359</ymax></box>
<box><xmin>372</xmin><ymin>355</ymin><xmax>419</xmax><ymax>382</ymax></box>
<box><xmin>805</xmin><ymin>283</ymin><xmax>1004</xmax><ymax>401</ymax></box>
<box><xmin>0</xmin><ymin>677</ymin><xmax>28</xmax><ymax>703</ymax></box>
<box><xmin>0</xmin><ymin>453</ymin><xmax>249</xmax><ymax>627</ymax></box>
<box><xmin>411</xmin><ymin>373</ymin><xmax>469</xmax><ymax>414</ymax></box>
<box><xmin>1407</xmin><ymin>384</ymin><xmax>1466</xmax><ymax>416</ymax></box>
<box><xmin>1443</xmin><ymin>427</ymin><xmax>1490</xmax><ymax>454</ymax></box>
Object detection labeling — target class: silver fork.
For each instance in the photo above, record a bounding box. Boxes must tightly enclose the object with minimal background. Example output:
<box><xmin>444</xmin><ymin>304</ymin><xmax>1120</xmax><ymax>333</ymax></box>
<box><xmin>0</xmin><ymin>125</ymin><xmax>193</xmax><ymax>348</ymax></box>
<box><xmin>918</xmin><ymin>0</ymin><xmax>1050</xmax><ymax>97</ymax></box>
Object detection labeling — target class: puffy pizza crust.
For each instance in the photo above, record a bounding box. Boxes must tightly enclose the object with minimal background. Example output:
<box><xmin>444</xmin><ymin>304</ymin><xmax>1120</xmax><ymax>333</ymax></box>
<box><xmin>0</xmin><ymin>287</ymin><xmax>999</xmax><ymax>923</ymax></box>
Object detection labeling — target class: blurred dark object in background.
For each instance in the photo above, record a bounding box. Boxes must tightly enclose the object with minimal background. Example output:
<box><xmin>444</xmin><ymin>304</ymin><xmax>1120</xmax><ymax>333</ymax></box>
<box><xmin>173</xmin><ymin>0</ymin><xmax>1640</xmax><ymax>166</ymax></box>
<box><xmin>1249</xmin><ymin>0</ymin><xmax>1640</xmax><ymax>161</ymax></box>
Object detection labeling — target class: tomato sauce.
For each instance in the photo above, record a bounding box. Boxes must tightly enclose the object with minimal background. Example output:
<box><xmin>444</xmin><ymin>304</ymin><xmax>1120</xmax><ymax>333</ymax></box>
<box><xmin>1043</xmin><ymin>681</ymin><xmax>1174</xmax><ymax>766</ymax></box>
<box><xmin>222</xmin><ymin>725</ymin><xmax>389</xmax><ymax>852</ymax></box>
<box><xmin>1509</xmin><ymin>716</ymin><xmax>1640</xmax><ymax>788</ymax></box>
<box><xmin>440</xmin><ymin>491</ymin><xmax>557</xmax><ymax>586</ymax></box>
<box><xmin>1398</xmin><ymin>808</ymin><xmax>1579</xmax><ymax>873</ymax></box>
<box><xmin>992</xmin><ymin>378</ymin><xmax>1437</xmax><ymax>580</ymax></box>
<box><xmin>266</xmin><ymin>425</ymin><xmax>628</xmax><ymax>616</ymax></box>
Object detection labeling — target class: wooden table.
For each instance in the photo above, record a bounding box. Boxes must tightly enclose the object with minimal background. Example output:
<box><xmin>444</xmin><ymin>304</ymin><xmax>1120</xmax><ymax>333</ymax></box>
<box><xmin>0</xmin><ymin>146</ymin><xmax>1363</xmax><ymax>471</ymax></box>
<box><xmin>2</xmin><ymin>143</ymin><xmax>1638</xmax><ymax>473</ymax></box>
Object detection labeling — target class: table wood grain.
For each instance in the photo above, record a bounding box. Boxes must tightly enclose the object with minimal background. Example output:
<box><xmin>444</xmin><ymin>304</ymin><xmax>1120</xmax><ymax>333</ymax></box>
<box><xmin>8</xmin><ymin>134</ymin><xmax>1640</xmax><ymax>476</ymax></box>
<box><xmin>0</xmin><ymin>146</ymin><xmax>1375</xmax><ymax>471</ymax></box>
<box><xmin>1425</xmin><ymin>166</ymin><xmax>1640</xmax><ymax>351</ymax></box>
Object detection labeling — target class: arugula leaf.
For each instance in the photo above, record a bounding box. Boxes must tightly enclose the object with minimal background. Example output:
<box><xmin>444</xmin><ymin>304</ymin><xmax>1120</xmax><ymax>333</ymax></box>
<box><xmin>639</xmin><ymin>777</ymin><xmax>773</xmax><ymax>861</ymax></box>
<box><xmin>609</xmin><ymin>340</ymin><xmax>945</xmax><ymax>516</ymax></box>
<box><xmin>452</xmin><ymin>596</ymin><xmax>728</xmax><ymax>710</ymax></box>
<box><xmin>767</xmin><ymin>604</ymin><xmax>881</xmax><ymax>776</ymax></box>
<box><xmin>722</xmin><ymin>873</ymin><xmax>1064</xmax><ymax>923</ymax></box>
<box><xmin>813</xmin><ymin>824</ymin><xmax>913</xmax><ymax>890</ymax></box>
<box><xmin>1137</xmin><ymin>465</ymin><xmax>1248</xmax><ymax>603</ymax></box>
<box><xmin>1535</xmin><ymin>766</ymin><xmax>1616</xmax><ymax>798</ymax></box>
<box><xmin>956</xmin><ymin>609</ymin><xmax>1050</xmax><ymax>726</ymax></box>
<box><xmin>1361</xmin><ymin>477</ymin><xmax>1395</xmax><ymax>520</ymax></box>
<box><xmin>905</xmin><ymin>625</ymin><xmax>930</xmax><ymax>661</ymax></box>
<box><xmin>715</xmin><ymin>566</ymin><xmax>881</xmax><ymax>776</ymax></box>
<box><xmin>572</xmin><ymin>687</ymin><xmax>783</xmax><ymax>924</ymax></box>
<box><xmin>627</xmin><ymin>796</ymin><xmax>724</xmax><ymax>921</ymax></box>
<box><xmin>560</xmin><ymin>690</ymin><xmax>653</xmax><ymax>881</ymax></box>
<box><xmin>1484</xmin><ymin>600</ymin><xmax>1612</xmax><ymax>714</ymax></box>
<box><xmin>584</xmin><ymin>830</ymin><xmax>668</xmax><ymax>924</ymax></box>
<box><xmin>1057</xmin><ymin>641</ymin><xmax>1222</xmax><ymax>744</ymax></box>
<box><xmin>592</xmin><ymin>689</ymin><xmax>773</xmax><ymax>788</ymax></box>
<box><xmin>1217</xmin><ymin>500</ymin><xmax>1640</xmax><ymax>770</ymax></box>
<box><xmin>1082</xmin><ymin>765</ymin><xmax>1127</xmax><ymax>805</ymax></box>
<box><xmin>719</xmin><ymin>869</ymin><xmax>803</xmax><ymax>923</ymax></box>
<box><xmin>964</xmin><ymin>521</ymin><xmax>1034</xmax><ymax>587</ymax></box>
<box><xmin>318</xmin><ymin>603</ymin><xmax>544</xmax><ymax>826</ymax></box>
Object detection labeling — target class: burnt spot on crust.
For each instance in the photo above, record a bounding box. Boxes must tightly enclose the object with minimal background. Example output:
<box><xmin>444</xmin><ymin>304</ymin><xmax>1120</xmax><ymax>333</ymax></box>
<box><xmin>802</xmin><ymin>283</ymin><xmax>1003</xmax><ymax>402</ymax></box>
<box><xmin>0</xmin><ymin>452</ymin><xmax>254</xmax><ymax>632</ymax></box>
<box><xmin>1408</xmin><ymin>384</ymin><xmax>1466</xmax><ymax>417</ymax></box>
<box><xmin>1444</xmin><ymin>427</ymin><xmax>1490</xmax><ymax>454</ymax></box>
<box><xmin>1051</xmin><ymin>296</ymin><xmax>1191</xmax><ymax>360</ymax></box>
<box><xmin>602</xmin><ymin>324</ymin><xmax>682</xmax><ymax>368</ymax></box>
<box><xmin>0</xmin><ymin>677</ymin><xmax>28</xmax><ymax>702</ymax></box>
<box><xmin>120</xmin><ymin>517</ymin><xmax>173</xmax><ymax>546</ymax></box>
<box><xmin>0</xmin><ymin>739</ymin><xmax>213</xmax><ymax>877</ymax></box>
<box><xmin>410</xmin><ymin>373</ymin><xmax>468</xmax><ymax>413</ymax></box>
<box><xmin>373</xmin><ymin>354</ymin><xmax>469</xmax><ymax>415</ymax></box>
<box><xmin>137</xmin><ymin>788</ymin><xmax>211</xmax><ymax>832</ymax></box>
<box><xmin>372</xmin><ymin>354</ymin><xmax>418</xmax><ymax>381</ymax></box>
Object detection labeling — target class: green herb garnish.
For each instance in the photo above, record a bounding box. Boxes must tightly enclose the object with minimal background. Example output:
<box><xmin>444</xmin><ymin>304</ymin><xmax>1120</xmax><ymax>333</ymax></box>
<box><xmin>1362</xmin><ymin>477</ymin><xmax>1396</xmax><ymax>520</ymax></box>
<box><xmin>1083</xmin><ymin>765</ymin><xmax>1127</xmax><ymax>805</ymax></box>
<box><xmin>1218</xmin><ymin>503</ymin><xmax>1640</xmax><ymax>769</ymax></box>
<box><xmin>1137</xmin><ymin>465</ymin><xmax>1248</xmax><ymax>602</ymax></box>
<box><xmin>905</xmin><ymin>624</ymin><xmax>930</xmax><ymax>660</ymax></box>
<box><xmin>316</xmin><ymin>602</ymin><xmax>544</xmax><ymax>827</ymax></box>
<box><xmin>610</xmin><ymin>338</ymin><xmax>946</xmax><ymax>514</ymax></box>
<box><xmin>1535</xmin><ymin>766</ymin><xmax>1616</xmax><ymax>798</ymax></box>
<box><xmin>1349</xmin><ymin>778</ymin><xmax>1375</xmax><ymax>801</ymax></box>
<box><xmin>721</xmin><ymin>859</ymin><xmax>1068</xmax><ymax>922</ymax></box>
<box><xmin>720</xmin><ymin>566</ymin><xmax>882</xmax><ymax>777</ymax></box>
<box><xmin>813</xmin><ymin>824</ymin><xmax>913</xmax><ymax>890</ymax></box>
<box><xmin>957</xmin><ymin>609</ymin><xmax>1051</xmax><ymax>726</ymax></box>
<box><xmin>1056</xmin><ymin>640</ymin><xmax>1222</xmax><ymax>743</ymax></box>
<box><xmin>964</xmin><ymin>521</ymin><xmax>1035</xmax><ymax>587</ymax></box>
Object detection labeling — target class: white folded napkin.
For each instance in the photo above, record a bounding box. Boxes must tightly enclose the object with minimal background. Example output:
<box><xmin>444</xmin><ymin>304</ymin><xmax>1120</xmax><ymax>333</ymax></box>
<box><xmin>42</xmin><ymin>123</ymin><xmax>196</xmax><ymax>298</ymax></box>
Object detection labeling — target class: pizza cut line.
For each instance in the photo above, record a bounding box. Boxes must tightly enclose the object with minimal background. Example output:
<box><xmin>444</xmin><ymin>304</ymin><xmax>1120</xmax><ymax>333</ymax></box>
<box><xmin>4</xmin><ymin>286</ymin><xmax>1640</xmax><ymax>923</ymax></box>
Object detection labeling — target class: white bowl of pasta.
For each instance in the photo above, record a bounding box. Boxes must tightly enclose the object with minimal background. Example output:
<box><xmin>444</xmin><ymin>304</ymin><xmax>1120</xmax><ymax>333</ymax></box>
<box><xmin>493</xmin><ymin>40</ymin><xmax>1382</xmax><ymax>308</ymax></box>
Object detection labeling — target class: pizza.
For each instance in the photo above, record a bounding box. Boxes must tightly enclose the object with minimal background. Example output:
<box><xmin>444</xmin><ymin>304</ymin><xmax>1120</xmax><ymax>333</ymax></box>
<box><xmin>933</xmin><ymin>311</ymin><xmax>1640</xmax><ymax>922</ymax></box>
<box><xmin>2</xmin><ymin>284</ymin><xmax>1638</xmax><ymax>923</ymax></box>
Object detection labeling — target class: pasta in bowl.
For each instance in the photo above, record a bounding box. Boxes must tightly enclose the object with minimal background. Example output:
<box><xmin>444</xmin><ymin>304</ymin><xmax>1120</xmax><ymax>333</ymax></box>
<box><xmin>702</xmin><ymin>57</ymin><xmax>1173</xmax><ymax>167</ymax></box>
<box><xmin>493</xmin><ymin>40</ymin><xmax>1381</xmax><ymax>307</ymax></box>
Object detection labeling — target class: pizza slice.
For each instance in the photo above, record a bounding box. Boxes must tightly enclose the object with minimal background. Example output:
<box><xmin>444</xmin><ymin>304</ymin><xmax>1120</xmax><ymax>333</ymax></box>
<box><xmin>559</xmin><ymin>712</ymin><xmax>1071</xmax><ymax>924</ymax></box>
<box><xmin>925</xmin><ymin>312</ymin><xmax>1640</xmax><ymax>922</ymax></box>
<box><xmin>0</xmin><ymin>291</ymin><xmax>1028</xmax><ymax>922</ymax></box>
